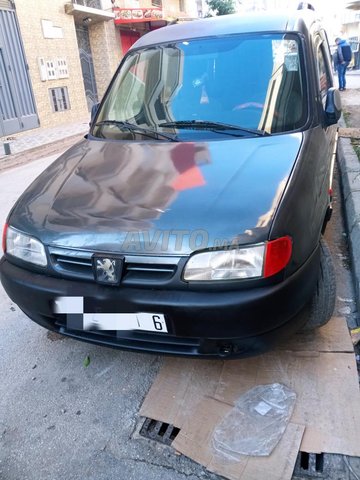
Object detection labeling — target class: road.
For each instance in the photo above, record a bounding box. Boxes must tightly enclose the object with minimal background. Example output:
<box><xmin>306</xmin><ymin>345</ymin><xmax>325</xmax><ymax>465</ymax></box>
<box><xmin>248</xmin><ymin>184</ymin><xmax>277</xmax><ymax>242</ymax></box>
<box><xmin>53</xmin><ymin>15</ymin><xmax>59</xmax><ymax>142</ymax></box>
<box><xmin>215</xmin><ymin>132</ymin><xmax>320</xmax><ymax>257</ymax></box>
<box><xmin>0</xmin><ymin>148</ymin><xmax>357</xmax><ymax>480</ymax></box>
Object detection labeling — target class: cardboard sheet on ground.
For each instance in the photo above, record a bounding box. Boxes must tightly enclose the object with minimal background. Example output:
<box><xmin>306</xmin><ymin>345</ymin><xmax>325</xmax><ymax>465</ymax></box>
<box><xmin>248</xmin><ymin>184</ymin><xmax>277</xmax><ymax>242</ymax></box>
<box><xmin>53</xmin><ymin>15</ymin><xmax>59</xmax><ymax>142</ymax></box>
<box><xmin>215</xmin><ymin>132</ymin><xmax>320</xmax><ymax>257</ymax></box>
<box><xmin>140</xmin><ymin>318</ymin><xmax>360</xmax><ymax>480</ymax></box>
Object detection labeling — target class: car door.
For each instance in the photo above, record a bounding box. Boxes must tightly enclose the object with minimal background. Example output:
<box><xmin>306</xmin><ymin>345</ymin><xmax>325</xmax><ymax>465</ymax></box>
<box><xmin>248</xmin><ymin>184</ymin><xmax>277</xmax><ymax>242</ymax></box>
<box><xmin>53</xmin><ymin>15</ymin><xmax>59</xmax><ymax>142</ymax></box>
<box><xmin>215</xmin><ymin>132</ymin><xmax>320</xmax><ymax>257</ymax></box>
<box><xmin>313</xmin><ymin>32</ymin><xmax>337</xmax><ymax>222</ymax></box>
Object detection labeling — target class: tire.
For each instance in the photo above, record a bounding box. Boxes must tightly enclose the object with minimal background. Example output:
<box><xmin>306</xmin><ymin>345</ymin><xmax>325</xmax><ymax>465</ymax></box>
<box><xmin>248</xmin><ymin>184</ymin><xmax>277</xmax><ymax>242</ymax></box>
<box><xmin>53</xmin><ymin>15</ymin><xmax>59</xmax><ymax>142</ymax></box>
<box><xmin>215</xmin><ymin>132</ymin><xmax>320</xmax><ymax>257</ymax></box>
<box><xmin>299</xmin><ymin>239</ymin><xmax>336</xmax><ymax>332</ymax></box>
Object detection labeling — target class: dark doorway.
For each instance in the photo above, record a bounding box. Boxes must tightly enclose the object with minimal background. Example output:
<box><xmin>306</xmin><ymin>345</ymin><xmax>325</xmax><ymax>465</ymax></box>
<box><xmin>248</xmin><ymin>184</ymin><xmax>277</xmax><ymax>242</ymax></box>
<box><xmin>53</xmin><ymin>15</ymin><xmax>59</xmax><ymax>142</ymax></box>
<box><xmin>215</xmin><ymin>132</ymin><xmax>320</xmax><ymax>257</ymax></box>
<box><xmin>76</xmin><ymin>25</ymin><xmax>98</xmax><ymax>111</ymax></box>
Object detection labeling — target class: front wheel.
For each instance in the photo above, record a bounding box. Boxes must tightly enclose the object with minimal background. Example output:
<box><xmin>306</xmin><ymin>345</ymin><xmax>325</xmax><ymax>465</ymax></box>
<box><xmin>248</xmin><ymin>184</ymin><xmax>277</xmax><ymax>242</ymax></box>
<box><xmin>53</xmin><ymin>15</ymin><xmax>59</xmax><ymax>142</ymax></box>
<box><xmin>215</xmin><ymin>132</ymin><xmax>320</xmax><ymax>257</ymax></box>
<box><xmin>298</xmin><ymin>239</ymin><xmax>336</xmax><ymax>332</ymax></box>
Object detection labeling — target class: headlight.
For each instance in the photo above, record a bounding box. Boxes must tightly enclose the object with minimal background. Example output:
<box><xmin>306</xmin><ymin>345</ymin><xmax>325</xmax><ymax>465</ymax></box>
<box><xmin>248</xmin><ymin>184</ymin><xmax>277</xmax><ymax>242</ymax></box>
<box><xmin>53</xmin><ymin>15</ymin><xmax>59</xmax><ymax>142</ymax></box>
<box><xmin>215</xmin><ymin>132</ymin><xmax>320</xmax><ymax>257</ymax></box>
<box><xmin>183</xmin><ymin>245</ymin><xmax>265</xmax><ymax>281</ymax></box>
<box><xmin>183</xmin><ymin>237</ymin><xmax>292</xmax><ymax>282</ymax></box>
<box><xmin>5</xmin><ymin>225</ymin><xmax>47</xmax><ymax>267</ymax></box>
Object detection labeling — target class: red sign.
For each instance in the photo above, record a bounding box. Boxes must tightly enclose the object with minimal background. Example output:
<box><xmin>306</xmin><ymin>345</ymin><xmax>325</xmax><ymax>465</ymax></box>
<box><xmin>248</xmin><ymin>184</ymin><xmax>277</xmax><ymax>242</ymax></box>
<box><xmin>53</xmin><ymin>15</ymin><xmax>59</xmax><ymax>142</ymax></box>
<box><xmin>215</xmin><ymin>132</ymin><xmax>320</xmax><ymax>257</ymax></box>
<box><xmin>114</xmin><ymin>7</ymin><xmax>163</xmax><ymax>24</ymax></box>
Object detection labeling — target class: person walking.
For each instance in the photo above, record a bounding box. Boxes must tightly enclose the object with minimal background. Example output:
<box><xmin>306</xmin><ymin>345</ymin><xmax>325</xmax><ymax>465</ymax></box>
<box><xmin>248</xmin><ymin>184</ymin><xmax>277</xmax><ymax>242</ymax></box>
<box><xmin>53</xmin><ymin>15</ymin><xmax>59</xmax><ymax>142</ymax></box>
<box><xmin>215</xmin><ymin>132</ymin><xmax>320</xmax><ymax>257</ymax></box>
<box><xmin>335</xmin><ymin>37</ymin><xmax>352</xmax><ymax>91</ymax></box>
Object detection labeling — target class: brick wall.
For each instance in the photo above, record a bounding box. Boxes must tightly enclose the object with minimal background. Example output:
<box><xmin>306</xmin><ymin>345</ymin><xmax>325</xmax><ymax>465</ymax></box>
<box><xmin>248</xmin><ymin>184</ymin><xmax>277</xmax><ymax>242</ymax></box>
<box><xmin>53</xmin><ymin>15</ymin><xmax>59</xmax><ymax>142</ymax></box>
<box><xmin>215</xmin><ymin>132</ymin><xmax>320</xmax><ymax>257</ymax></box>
<box><xmin>14</xmin><ymin>0</ymin><xmax>89</xmax><ymax>128</ymax></box>
<box><xmin>89</xmin><ymin>20</ymin><xmax>122</xmax><ymax>99</ymax></box>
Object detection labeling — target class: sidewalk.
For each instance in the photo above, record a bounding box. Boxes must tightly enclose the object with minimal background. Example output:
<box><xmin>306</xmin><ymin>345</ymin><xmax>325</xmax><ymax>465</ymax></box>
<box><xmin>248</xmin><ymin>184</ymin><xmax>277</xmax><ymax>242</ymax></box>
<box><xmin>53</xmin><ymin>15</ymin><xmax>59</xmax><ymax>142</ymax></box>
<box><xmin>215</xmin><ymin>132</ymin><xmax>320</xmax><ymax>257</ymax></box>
<box><xmin>0</xmin><ymin>117</ymin><xmax>89</xmax><ymax>171</ymax></box>
<box><xmin>337</xmin><ymin>69</ymin><xmax>360</xmax><ymax>318</ymax></box>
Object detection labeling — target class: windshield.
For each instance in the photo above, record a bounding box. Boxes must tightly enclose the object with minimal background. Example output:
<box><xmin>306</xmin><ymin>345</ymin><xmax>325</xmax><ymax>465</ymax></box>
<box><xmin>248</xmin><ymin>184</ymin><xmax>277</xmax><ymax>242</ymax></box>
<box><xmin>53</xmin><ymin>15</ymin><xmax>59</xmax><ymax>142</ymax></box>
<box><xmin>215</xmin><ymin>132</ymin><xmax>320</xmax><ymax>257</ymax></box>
<box><xmin>93</xmin><ymin>33</ymin><xmax>307</xmax><ymax>141</ymax></box>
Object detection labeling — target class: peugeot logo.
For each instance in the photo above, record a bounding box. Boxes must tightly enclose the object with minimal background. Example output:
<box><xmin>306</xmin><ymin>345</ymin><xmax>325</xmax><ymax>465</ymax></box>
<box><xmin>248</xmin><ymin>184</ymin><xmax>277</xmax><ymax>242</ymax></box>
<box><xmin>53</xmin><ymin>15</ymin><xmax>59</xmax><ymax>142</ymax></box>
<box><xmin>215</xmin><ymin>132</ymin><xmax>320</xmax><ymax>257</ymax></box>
<box><xmin>92</xmin><ymin>254</ymin><xmax>124</xmax><ymax>285</ymax></box>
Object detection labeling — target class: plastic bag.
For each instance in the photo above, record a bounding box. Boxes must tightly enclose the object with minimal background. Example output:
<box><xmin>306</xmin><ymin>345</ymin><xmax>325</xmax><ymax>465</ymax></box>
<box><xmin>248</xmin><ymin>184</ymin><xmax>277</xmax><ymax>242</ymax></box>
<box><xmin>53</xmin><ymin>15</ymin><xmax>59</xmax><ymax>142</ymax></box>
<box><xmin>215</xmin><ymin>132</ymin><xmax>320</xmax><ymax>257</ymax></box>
<box><xmin>212</xmin><ymin>383</ymin><xmax>296</xmax><ymax>458</ymax></box>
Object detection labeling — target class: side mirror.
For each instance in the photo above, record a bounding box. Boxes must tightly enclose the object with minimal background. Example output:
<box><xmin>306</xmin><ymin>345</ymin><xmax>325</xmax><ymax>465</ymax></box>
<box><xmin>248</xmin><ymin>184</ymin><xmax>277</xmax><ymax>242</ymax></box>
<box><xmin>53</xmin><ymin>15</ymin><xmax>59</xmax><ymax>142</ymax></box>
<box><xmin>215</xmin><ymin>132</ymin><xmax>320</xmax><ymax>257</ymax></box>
<box><xmin>325</xmin><ymin>88</ymin><xmax>342</xmax><ymax>126</ymax></box>
<box><xmin>89</xmin><ymin>102</ymin><xmax>100</xmax><ymax>127</ymax></box>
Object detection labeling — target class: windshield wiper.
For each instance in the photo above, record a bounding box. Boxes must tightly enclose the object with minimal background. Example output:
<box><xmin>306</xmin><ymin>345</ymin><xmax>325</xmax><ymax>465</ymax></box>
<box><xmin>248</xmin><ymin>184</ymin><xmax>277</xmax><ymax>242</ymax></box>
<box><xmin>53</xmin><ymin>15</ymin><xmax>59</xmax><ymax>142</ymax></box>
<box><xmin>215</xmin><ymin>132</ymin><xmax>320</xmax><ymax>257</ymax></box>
<box><xmin>94</xmin><ymin>120</ymin><xmax>180</xmax><ymax>142</ymax></box>
<box><xmin>158</xmin><ymin>120</ymin><xmax>270</xmax><ymax>137</ymax></box>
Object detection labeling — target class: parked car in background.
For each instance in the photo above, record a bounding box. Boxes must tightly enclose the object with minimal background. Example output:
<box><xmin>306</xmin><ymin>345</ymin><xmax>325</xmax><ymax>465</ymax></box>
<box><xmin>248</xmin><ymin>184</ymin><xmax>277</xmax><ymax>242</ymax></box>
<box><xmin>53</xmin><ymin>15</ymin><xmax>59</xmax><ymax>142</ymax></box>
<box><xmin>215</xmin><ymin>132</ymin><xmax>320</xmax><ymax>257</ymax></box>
<box><xmin>0</xmin><ymin>7</ymin><xmax>341</xmax><ymax>358</ymax></box>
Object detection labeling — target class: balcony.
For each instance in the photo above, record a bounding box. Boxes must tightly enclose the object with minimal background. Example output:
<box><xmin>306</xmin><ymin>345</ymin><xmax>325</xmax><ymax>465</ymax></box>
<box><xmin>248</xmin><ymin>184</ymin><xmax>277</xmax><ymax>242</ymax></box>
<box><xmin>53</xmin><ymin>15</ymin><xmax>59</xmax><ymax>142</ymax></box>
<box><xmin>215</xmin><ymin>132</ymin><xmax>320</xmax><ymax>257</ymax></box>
<box><xmin>65</xmin><ymin>0</ymin><xmax>115</xmax><ymax>24</ymax></box>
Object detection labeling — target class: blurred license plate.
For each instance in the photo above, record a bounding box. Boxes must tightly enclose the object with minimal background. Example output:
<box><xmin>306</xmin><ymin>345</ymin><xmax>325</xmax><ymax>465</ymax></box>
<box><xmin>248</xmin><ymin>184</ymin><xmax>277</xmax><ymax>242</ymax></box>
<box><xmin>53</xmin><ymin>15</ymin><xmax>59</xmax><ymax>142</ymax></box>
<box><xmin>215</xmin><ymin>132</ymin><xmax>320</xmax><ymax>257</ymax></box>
<box><xmin>83</xmin><ymin>312</ymin><xmax>167</xmax><ymax>333</ymax></box>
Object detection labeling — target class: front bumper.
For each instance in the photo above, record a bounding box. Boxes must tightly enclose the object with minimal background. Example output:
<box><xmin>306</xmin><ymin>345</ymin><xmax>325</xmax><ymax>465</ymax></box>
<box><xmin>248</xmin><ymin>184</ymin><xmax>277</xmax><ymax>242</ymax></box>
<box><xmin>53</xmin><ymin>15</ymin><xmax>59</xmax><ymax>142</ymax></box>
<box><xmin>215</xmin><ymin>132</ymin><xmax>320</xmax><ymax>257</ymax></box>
<box><xmin>0</xmin><ymin>246</ymin><xmax>320</xmax><ymax>358</ymax></box>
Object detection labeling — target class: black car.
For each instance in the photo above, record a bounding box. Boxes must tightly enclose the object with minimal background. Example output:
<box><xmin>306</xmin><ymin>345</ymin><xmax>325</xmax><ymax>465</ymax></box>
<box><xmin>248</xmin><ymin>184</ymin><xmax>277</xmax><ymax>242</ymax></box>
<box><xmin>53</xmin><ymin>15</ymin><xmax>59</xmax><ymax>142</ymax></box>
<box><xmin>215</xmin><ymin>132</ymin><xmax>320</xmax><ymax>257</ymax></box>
<box><xmin>0</xmin><ymin>9</ymin><xmax>341</xmax><ymax>357</ymax></box>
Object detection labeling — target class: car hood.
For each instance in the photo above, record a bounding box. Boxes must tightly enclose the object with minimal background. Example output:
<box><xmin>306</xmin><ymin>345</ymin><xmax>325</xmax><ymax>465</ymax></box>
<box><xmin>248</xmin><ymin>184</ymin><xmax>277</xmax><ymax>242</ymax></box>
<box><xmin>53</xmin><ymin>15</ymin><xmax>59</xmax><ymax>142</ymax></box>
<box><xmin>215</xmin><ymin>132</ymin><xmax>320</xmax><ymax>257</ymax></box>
<box><xmin>10</xmin><ymin>134</ymin><xmax>302</xmax><ymax>255</ymax></box>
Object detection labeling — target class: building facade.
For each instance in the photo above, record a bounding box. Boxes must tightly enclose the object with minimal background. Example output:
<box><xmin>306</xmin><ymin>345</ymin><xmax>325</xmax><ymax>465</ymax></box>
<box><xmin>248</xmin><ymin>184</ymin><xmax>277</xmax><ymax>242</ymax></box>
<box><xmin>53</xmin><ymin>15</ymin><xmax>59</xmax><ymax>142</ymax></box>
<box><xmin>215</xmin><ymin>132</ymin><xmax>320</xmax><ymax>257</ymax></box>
<box><xmin>341</xmin><ymin>1</ymin><xmax>360</xmax><ymax>69</ymax></box>
<box><xmin>113</xmin><ymin>0</ymin><xmax>202</xmax><ymax>54</ymax></box>
<box><xmin>0</xmin><ymin>0</ymin><xmax>199</xmax><ymax>138</ymax></box>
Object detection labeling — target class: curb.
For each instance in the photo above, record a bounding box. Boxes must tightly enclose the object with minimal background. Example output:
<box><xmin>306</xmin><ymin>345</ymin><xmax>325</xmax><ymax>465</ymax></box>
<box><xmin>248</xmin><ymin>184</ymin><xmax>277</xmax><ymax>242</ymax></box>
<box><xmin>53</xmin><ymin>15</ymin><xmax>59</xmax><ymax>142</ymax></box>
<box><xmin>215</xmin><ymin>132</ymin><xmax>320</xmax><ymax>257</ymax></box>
<box><xmin>337</xmin><ymin>132</ymin><xmax>360</xmax><ymax>312</ymax></box>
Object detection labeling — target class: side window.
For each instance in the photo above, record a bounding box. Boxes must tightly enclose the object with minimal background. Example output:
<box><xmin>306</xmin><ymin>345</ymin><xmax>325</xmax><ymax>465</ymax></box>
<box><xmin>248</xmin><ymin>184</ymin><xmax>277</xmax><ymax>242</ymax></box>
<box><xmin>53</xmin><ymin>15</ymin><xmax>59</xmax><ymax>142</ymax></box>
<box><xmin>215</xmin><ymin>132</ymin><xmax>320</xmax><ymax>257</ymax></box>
<box><xmin>316</xmin><ymin>44</ymin><xmax>331</xmax><ymax>98</ymax></box>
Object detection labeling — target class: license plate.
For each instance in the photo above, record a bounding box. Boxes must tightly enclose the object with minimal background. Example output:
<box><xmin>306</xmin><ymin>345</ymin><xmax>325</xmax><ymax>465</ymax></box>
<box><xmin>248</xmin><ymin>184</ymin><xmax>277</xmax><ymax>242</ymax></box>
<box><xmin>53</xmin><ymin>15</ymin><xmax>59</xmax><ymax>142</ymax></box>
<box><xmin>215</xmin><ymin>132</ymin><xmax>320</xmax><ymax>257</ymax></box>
<box><xmin>54</xmin><ymin>297</ymin><xmax>167</xmax><ymax>333</ymax></box>
<box><xmin>82</xmin><ymin>313</ymin><xmax>167</xmax><ymax>333</ymax></box>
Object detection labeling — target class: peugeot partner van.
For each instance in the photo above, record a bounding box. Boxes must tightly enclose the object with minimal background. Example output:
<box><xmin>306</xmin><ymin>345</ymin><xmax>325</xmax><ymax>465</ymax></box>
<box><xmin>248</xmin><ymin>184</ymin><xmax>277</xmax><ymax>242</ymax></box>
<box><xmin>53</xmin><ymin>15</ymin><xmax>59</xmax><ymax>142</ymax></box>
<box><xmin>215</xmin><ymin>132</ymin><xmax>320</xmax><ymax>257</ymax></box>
<box><xmin>0</xmin><ymin>8</ymin><xmax>341</xmax><ymax>357</ymax></box>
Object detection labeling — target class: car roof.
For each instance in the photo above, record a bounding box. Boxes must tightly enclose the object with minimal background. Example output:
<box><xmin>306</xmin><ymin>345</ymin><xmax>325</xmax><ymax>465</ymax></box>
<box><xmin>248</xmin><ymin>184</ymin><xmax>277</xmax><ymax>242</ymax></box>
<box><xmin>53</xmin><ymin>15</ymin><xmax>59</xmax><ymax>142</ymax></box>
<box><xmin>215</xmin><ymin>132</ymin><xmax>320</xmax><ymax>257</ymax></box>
<box><xmin>131</xmin><ymin>10</ymin><xmax>321</xmax><ymax>50</ymax></box>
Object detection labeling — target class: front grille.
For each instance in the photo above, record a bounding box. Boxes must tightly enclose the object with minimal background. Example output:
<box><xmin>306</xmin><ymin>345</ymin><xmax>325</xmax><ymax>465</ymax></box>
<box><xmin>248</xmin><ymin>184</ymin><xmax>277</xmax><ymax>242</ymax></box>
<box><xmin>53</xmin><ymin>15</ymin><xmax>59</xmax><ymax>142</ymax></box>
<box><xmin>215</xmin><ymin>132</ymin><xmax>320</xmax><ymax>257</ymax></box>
<box><xmin>48</xmin><ymin>247</ymin><xmax>181</xmax><ymax>285</ymax></box>
<box><xmin>125</xmin><ymin>262</ymin><xmax>176</xmax><ymax>283</ymax></box>
<box><xmin>54</xmin><ymin>253</ymin><xmax>93</xmax><ymax>279</ymax></box>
